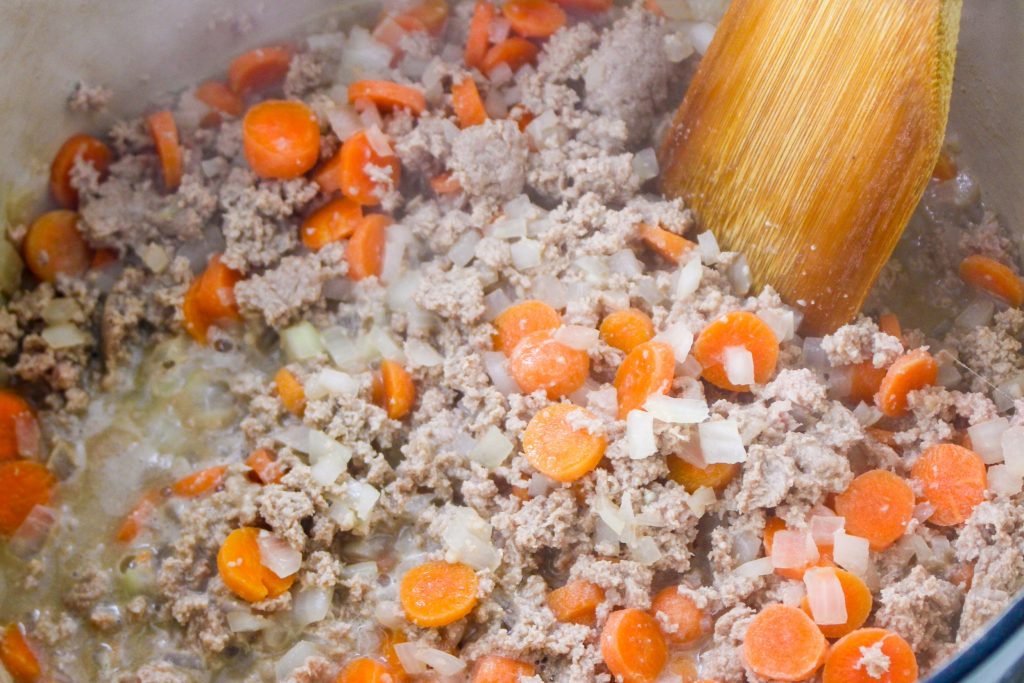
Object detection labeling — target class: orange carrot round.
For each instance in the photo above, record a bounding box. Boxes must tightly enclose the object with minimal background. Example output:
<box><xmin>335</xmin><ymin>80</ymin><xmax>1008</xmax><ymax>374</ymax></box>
<box><xmin>1</xmin><ymin>624</ymin><xmax>41</xmax><ymax>683</ymax></box>
<box><xmin>493</xmin><ymin>300</ymin><xmax>562</xmax><ymax>355</ymax></box>
<box><xmin>242</xmin><ymin>100</ymin><xmax>321</xmax><ymax>180</ymax></box>
<box><xmin>958</xmin><ymin>254</ymin><xmax>1024</xmax><ymax>307</ymax></box>
<box><xmin>503</xmin><ymin>0</ymin><xmax>567</xmax><ymax>38</ymax></box>
<box><xmin>430</xmin><ymin>172</ymin><xmax>463</xmax><ymax>195</ymax></box>
<box><xmin>465</xmin><ymin>1</ymin><xmax>497</xmax><ymax>70</ymax></box>
<box><xmin>146</xmin><ymin>110</ymin><xmax>184</xmax><ymax>191</ymax></box>
<box><xmin>49</xmin><ymin>134</ymin><xmax>111</xmax><ymax>209</ymax></box>
<box><xmin>600</xmin><ymin>308</ymin><xmax>655</xmax><ymax>353</ymax></box>
<box><xmin>911</xmin><ymin>443</ymin><xmax>987</xmax><ymax>526</ymax></box>
<box><xmin>452</xmin><ymin>78</ymin><xmax>489</xmax><ymax>128</ymax></box>
<box><xmin>508</xmin><ymin>330</ymin><xmax>590</xmax><ymax>399</ymax></box>
<box><xmin>481</xmin><ymin>38</ymin><xmax>540</xmax><ymax>78</ymax></box>
<box><xmin>743</xmin><ymin>605</ymin><xmax>827</xmax><ymax>682</ymax></box>
<box><xmin>338</xmin><ymin>130</ymin><xmax>401</xmax><ymax>206</ymax></box>
<box><xmin>800</xmin><ymin>568</ymin><xmax>872</xmax><ymax>640</ymax></box>
<box><xmin>245</xmin><ymin>448</ymin><xmax>286</xmax><ymax>485</ymax></box>
<box><xmin>638</xmin><ymin>224</ymin><xmax>695</xmax><ymax>264</ymax></box>
<box><xmin>336</xmin><ymin>657</ymin><xmax>394</xmax><ymax>683</ymax></box>
<box><xmin>23</xmin><ymin>210</ymin><xmax>92</xmax><ymax>283</ymax></box>
<box><xmin>523</xmin><ymin>404</ymin><xmax>606</xmax><ymax>482</ymax></box>
<box><xmin>396</xmin><ymin>0</ymin><xmax>450</xmax><ymax>35</ymax></box>
<box><xmin>379</xmin><ymin>360</ymin><xmax>416</xmax><ymax>419</ymax></box>
<box><xmin>0</xmin><ymin>461</ymin><xmax>56</xmax><ymax>537</ymax></box>
<box><xmin>347</xmin><ymin>214</ymin><xmax>391</xmax><ymax>281</ymax></box>
<box><xmin>90</xmin><ymin>248</ymin><xmax>118</xmax><ymax>270</ymax></box>
<box><xmin>822</xmin><ymin>628</ymin><xmax>918</xmax><ymax>683</ymax></box>
<box><xmin>553</xmin><ymin>0</ymin><xmax>613</xmax><ymax>11</ymax></box>
<box><xmin>614</xmin><ymin>340</ymin><xmax>675</xmax><ymax>418</ymax></box>
<box><xmin>666</xmin><ymin>456</ymin><xmax>738</xmax><ymax>494</ymax></box>
<box><xmin>600</xmin><ymin>608</ymin><xmax>668</xmax><ymax>683</ymax></box>
<box><xmin>380</xmin><ymin>629</ymin><xmax>411</xmax><ymax>681</ymax></box>
<box><xmin>182</xmin><ymin>255</ymin><xmax>243</xmax><ymax>344</ymax></box>
<box><xmin>848</xmin><ymin>361</ymin><xmax>888</xmax><ymax>404</ymax></box>
<box><xmin>547</xmin><ymin>579</ymin><xmax>605</xmax><ymax>625</ymax></box>
<box><xmin>878</xmin><ymin>313</ymin><xmax>903</xmax><ymax>341</ymax></box>
<box><xmin>228</xmin><ymin>45</ymin><xmax>294</xmax><ymax>96</ymax></box>
<box><xmin>171</xmin><ymin>466</ymin><xmax>227</xmax><ymax>498</ymax></box>
<box><xmin>693</xmin><ymin>311</ymin><xmax>779</xmax><ymax>392</ymax></box>
<box><xmin>833</xmin><ymin>469</ymin><xmax>915</xmax><ymax>550</ymax></box>
<box><xmin>650</xmin><ymin>586</ymin><xmax>706</xmax><ymax>645</ymax></box>
<box><xmin>0</xmin><ymin>391</ymin><xmax>35</xmax><ymax>463</ymax></box>
<box><xmin>274</xmin><ymin>367</ymin><xmax>307</xmax><ymax>417</ymax></box>
<box><xmin>471</xmin><ymin>655</ymin><xmax>536</xmax><ymax>683</ymax></box>
<box><xmin>196</xmin><ymin>80</ymin><xmax>245</xmax><ymax>126</ymax></box>
<box><xmin>301</xmin><ymin>197</ymin><xmax>363</xmax><ymax>251</ymax></box>
<box><xmin>217</xmin><ymin>527</ymin><xmax>297</xmax><ymax>602</ymax></box>
<box><xmin>399</xmin><ymin>560</ymin><xmax>479</xmax><ymax>627</ymax></box>
<box><xmin>349</xmin><ymin>80</ymin><xmax>427</xmax><ymax>116</ymax></box>
<box><xmin>115</xmin><ymin>490</ymin><xmax>161</xmax><ymax>543</ymax></box>
<box><xmin>874</xmin><ymin>349</ymin><xmax>938</xmax><ymax>417</ymax></box>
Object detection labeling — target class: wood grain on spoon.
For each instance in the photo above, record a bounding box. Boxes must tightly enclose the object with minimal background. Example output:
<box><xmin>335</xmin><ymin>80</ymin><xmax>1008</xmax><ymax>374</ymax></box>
<box><xmin>659</xmin><ymin>0</ymin><xmax>961</xmax><ymax>335</ymax></box>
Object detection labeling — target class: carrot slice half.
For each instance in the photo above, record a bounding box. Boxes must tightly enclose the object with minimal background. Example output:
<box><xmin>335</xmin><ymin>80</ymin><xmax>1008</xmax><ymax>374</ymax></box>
<box><xmin>49</xmin><ymin>134</ymin><xmax>111</xmax><ymax>209</ymax></box>
<box><xmin>650</xmin><ymin>586</ymin><xmax>706</xmax><ymax>645</ymax></box>
<box><xmin>347</xmin><ymin>214</ymin><xmax>391</xmax><ymax>281</ymax></box>
<box><xmin>452</xmin><ymin>78</ymin><xmax>489</xmax><ymax>128</ymax></box>
<box><xmin>471</xmin><ymin>655</ymin><xmax>536</xmax><ymax>683</ymax></box>
<box><xmin>481</xmin><ymin>38</ymin><xmax>540</xmax><ymax>78</ymax></box>
<box><xmin>171</xmin><ymin>466</ymin><xmax>227</xmax><ymax>498</ymax></box>
<box><xmin>959</xmin><ymin>254</ymin><xmax>1024</xmax><ymax>307</ymax></box>
<box><xmin>503</xmin><ymin>0</ymin><xmax>567</xmax><ymax>38</ymax></box>
<box><xmin>23</xmin><ymin>210</ymin><xmax>93</xmax><ymax>284</ymax></box>
<box><xmin>301</xmin><ymin>197</ymin><xmax>363</xmax><ymax>251</ymax></box>
<box><xmin>1</xmin><ymin>624</ymin><xmax>42</xmax><ymax>683</ymax></box>
<box><xmin>349</xmin><ymin>80</ymin><xmax>427</xmax><ymax>116</ymax></box>
<box><xmin>146</xmin><ymin>111</ymin><xmax>184</xmax><ymax>191</ymax></box>
<box><xmin>666</xmin><ymin>456</ymin><xmax>738</xmax><ymax>493</ymax></box>
<box><xmin>800</xmin><ymin>568</ymin><xmax>873</xmax><ymax>640</ymax></box>
<box><xmin>337</xmin><ymin>131</ymin><xmax>402</xmax><ymax>206</ymax></box>
<box><xmin>217</xmin><ymin>527</ymin><xmax>297</xmax><ymax>602</ymax></box>
<box><xmin>274</xmin><ymin>368</ymin><xmax>307</xmax><ymax>417</ymax></box>
<box><xmin>874</xmin><ymin>349</ymin><xmax>937</xmax><ymax>417</ymax></box>
<box><xmin>547</xmin><ymin>579</ymin><xmax>605</xmax><ymax>625</ymax></box>
<box><xmin>465</xmin><ymin>1</ymin><xmax>497</xmax><ymax>70</ymax></box>
<box><xmin>614</xmin><ymin>340</ymin><xmax>675</xmax><ymax>418</ymax></box>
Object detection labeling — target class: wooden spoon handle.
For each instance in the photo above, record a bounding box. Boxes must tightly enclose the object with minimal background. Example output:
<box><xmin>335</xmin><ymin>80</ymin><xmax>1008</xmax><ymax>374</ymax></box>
<box><xmin>659</xmin><ymin>0</ymin><xmax>961</xmax><ymax>335</ymax></box>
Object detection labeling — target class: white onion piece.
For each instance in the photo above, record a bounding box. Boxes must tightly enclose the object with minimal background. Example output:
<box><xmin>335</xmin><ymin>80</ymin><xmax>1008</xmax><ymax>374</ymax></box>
<box><xmin>757</xmin><ymin>309</ymin><xmax>795</xmax><ymax>342</ymax></box>
<box><xmin>491</xmin><ymin>216</ymin><xmax>527</xmax><ymax>240</ymax></box>
<box><xmin>967</xmin><ymin>417</ymin><xmax>1009</xmax><ymax>464</ymax></box>
<box><xmin>832</xmin><ymin>531</ymin><xmax>870</xmax><ymax>577</ymax></box>
<box><xmin>654</xmin><ymin>322</ymin><xmax>694</xmax><ymax>360</ymax></box>
<box><xmin>42</xmin><ymin>323</ymin><xmax>90</xmax><ymax>349</ymax></box>
<box><xmin>367</xmin><ymin>327</ymin><xmax>406</xmax><ymax>363</ymax></box>
<box><xmin>594</xmin><ymin>494</ymin><xmax>626</xmax><ymax>535</ymax></box>
<box><xmin>554</xmin><ymin>325</ymin><xmax>599</xmax><ymax>351</ymax></box>
<box><xmin>311</xmin><ymin>448</ymin><xmax>348</xmax><ymax>485</ymax></box>
<box><xmin>810</xmin><ymin>516</ymin><xmax>845</xmax><ymax>546</ymax></box>
<box><xmin>274</xmin><ymin>425</ymin><xmax>311</xmax><ymax>453</ymax></box>
<box><xmin>852</xmin><ymin>402</ymin><xmax>883</xmax><ymax>427</ymax></box>
<box><xmin>322</xmin><ymin>329</ymin><xmax>368</xmax><ymax>370</ymax></box>
<box><xmin>679</xmin><ymin>355</ymin><xmax>703</xmax><ymax>378</ymax></box>
<box><xmin>405</xmin><ymin>339</ymin><xmax>444</xmax><ymax>368</ymax></box>
<box><xmin>326</xmin><ymin>104</ymin><xmax>362</xmax><ymax>141</ymax></box>
<box><xmin>609</xmin><ymin>249</ymin><xmax>644</xmax><ymax>277</ymax></box>
<box><xmin>489</xmin><ymin>16</ymin><xmax>511</xmax><ymax>43</ymax></box>
<box><xmin>292</xmin><ymin>588</ymin><xmax>332</xmax><ymax>626</ymax></box>
<box><xmin>416</xmin><ymin>647</ymin><xmax>467</xmax><ymax>676</ymax></box>
<box><xmin>305</xmin><ymin>369</ymin><xmax>359</xmax><ymax>400</ymax></box>
<box><xmin>913</xmin><ymin>501</ymin><xmax>936</xmax><ymax>522</ymax></box>
<box><xmin>632</xmin><ymin>148</ymin><xmax>659</xmax><ymax>182</ymax></box>
<box><xmin>527</xmin><ymin>472</ymin><xmax>556</xmax><ymax>497</ymax></box>
<box><xmin>227</xmin><ymin>610</ymin><xmax>269</xmax><ymax>633</ymax></box>
<box><xmin>936</xmin><ymin>361</ymin><xmax>962</xmax><ymax>388</ymax></box>
<box><xmin>1001</xmin><ymin>425</ymin><xmax>1024</xmax><ymax>476</ymax></box>
<box><xmin>987</xmin><ymin>464</ymin><xmax>1024</xmax><ymax>496</ymax></box>
<box><xmin>631</xmin><ymin>537</ymin><xmax>662</xmax><ymax>566</ymax></box>
<box><xmin>723</xmin><ymin>346</ymin><xmax>755</xmax><ymax>386</ymax></box>
<box><xmin>698</xmin><ymin>420</ymin><xmax>746</xmax><ymax>464</ymax></box>
<box><xmin>673</xmin><ymin>256</ymin><xmax>702</xmax><ymax>299</ymax></box>
<box><xmin>531</xmin><ymin>274</ymin><xmax>568</xmax><ymax>310</ymax></box>
<box><xmin>379</xmin><ymin>226</ymin><xmax>407</xmax><ymax>285</ymax></box>
<box><xmin>394</xmin><ymin>643</ymin><xmax>429</xmax><ymax>675</ymax></box>
<box><xmin>696</xmin><ymin>231</ymin><xmax>720</xmax><ymax>263</ymax></box>
<box><xmin>734</xmin><ymin>556</ymin><xmax>773</xmax><ymax>578</ymax></box>
<box><xmin>13</xmin><ymin>413</ymin><xmax>40</xmax><ymax>460</ymax></box>
<box><xmin>9</xmin><ymin>505</ymin><xmax>56</xmax><ymax>558</ymax></box>
<box><xmin>468</xmin><ymin>425</ymin><xmax>513</xmax><ymax>469</ymax></box>
<box><xmin>733</xmin><ymin>530</ymin><xmax>762</xmax><ymax>564</ymax></box>
<box><xmin>802</xmin><ymin>337</ymin><xmax>828</xmax><ymax>370</ymax></box>
<box><xmin>276</xmin><ymin>641</ymin><xmax>320</xmax><ymax>681</ymax></box>
<box><xmin>690</xmin><ymin>22</ymin><xmax>716</xmax><ymax>55</ymax></box>
<box><xmin>357</xmin><ymin>100</ymin><xmax>384</xmax><ymax>129</ymax></box>
<box><xmin>643</xmin><ymin>394</ymin><xmax>708</xmax><ymax>424</ymax></box>
<box><xmin>448</xmin><ymin>230</ymin><xmax>481</xmax><ymax>267</ymax></box>
<box><xmin>686</xmin><ymin>486</ymin><xmax>716</xmax><ymax>517</ymax></box>
<box><xmin>626</xmin><ymin>410</ymin><xmax>657</xmax><ymax>460</ymax></box>
<box><xmin>483</xmin><ymin>289</ymin><xmax>513</xmax><ymax>322</ymax></box>
<box><xmin>281</xmin><ymin>322</ymin><xmax>324</xmax><ymax>361</ymax></box>
<box><xmin>955</xmin><ymin>298</ymin><xmax>995</xmax><ymax>330</ymax></box>
<box><xmin>727</xmin><ymin>255</ymin><xmax>753</xmax><ymax>295</ymax></box>
<box><xmin>488</xmin><ymin>61</ymin><xmax>514</xmax><ymax>85</ymax></box>
<box><xmin>484</xmin><ymin>88</ymin><xmax>508</xmax><ymax>118</ymax></box>
<box><xmin>347</xmin><ymin>481</ymin><xmax>380</xmax><ymax>521</ymax></box>
<box><xmin>442</xmin><ymin>506</ymin><xmax>499</xmax><ymax>570</ymax></box>
<box><xmin>257</xmin><ymin>532</ymin><xmax>302</xmax><ymax>578</ymax></box>
<box><xmin>804</xmin><ymin>567</ymin><xmax>848</xmax><ymax>625</ymax></box>
<box><xmin>483</xmin><ymin>351</ymin><xmax>519</xmax><ymax>395</ymax></box>
<box><xmin>510</xmin><ymin>239</ymin><xmax>542</xmax><ymax>270</ymax></box>
<box><xmin>771</xmin><ymin>530</ymin><xmax>811</xmax><ymax>569</ymax></box>
<box><xmin>308</xmin><ymin>431</ymin><xmax>352</xmax><ymax>469</ymax></box>
<box><xmin>42</xmin><ymin>298</ymin><xmax>81</xmax><ymax>324</ymax></box>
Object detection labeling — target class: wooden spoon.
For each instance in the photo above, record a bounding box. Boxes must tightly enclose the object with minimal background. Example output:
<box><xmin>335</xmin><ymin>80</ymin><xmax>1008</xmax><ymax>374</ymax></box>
<box><xmin>659</xmin><ymin>0</ymin><xmax>962</xmax><ymax>335</ymax></box>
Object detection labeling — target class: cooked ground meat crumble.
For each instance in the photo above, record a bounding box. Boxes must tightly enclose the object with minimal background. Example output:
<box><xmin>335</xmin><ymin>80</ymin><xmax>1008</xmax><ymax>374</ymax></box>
<box><xmin>1</xmin><ymin>2</ymin><xmax>1023</xmax><ymax>682</ymax></box>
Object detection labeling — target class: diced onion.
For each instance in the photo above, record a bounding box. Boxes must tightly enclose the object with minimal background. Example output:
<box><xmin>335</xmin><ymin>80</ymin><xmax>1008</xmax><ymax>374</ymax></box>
<box><xmin>489</xmin><ymin>16</ymin><xmax>511</xmax><ymax>43</ymax></box>
<box><xmin>632</xmin><ymin>148</ymin><xmax>659</xmax><ymax>182</ymax></box>
<box><xmin>308</xmin><ymin>430</ymin><xmax>352</xmax><ymax>469</ymax></box>
<box><xmin>531</xmin><ymin>274</ymin><xmax>568</xmax><ymax>310</ymax></box>
<box><xmin>357</xmin><ymin>100</ymin><xmax>384</xmax><ymax>129</ymax></box>
<box><xmin>292</xmin><ymin>588</ymin><xmax>332</xmax><ymax>626</ymax></box>
<box><xmin>405</xmin><ymin>339</ymin><xmax>444</xmax><ymax>368</ymax></box>
<box><xmin>696</xmin><ymin>231</ymin><xmax>720</xmax><ymax>263</ymax></box>
<box><xmin>488</xmin><ymin>61</ymin><xmax>514</xmax><ymax>85</ymax></box>
<box><xmin>690</xmin><ymin>22</ymin><xmax>716</xmax><ymax>55</ymax></box>
<box><xmin>305</xmin><ymin>368</ymin><xmax>359</xmax><ymax>400</ymax></box>
<box><xmin>727</xmin><ymin>255</ymin><xmax>752</xmax><ymax>295</ymax></box>
<box><xmin>913</xmin><ymin>502</ymin><xmax>935</xmax><ymax>523</ymax></box>
<box><xmin>987</xmin><ymin>464</ymin><xmax>1024</xmax><ymax>496</ymax></box>
<box><xmin>483</xmin><ymin>289</ymin><xmax>513</xmax><ymax>321</ymax></box>
<box><xmin>967</xmin><ymin>417</ymin><xmax>1009</xmax><ymax>464</ymax></box>
<box><xmin>686</xmin><ymin>485</ymin><xmax>716</xmax><ymax>517</ymax></box>
<box><xmin>347</xmin><ymin>481</ymin><xmax>380</xmax><ymax>521</ymax></box>
<box><xmin>274</xmin><ymin>425</ymin><xmax>312</xmax><ymax>453</ymax></box>
<box><xmin>281</xmin><ymin>322</ymin><xmax>324</xmax><ymax>361</ymax></box>
<box><xmin>276</xmin><ymin>641</ymin><xmax>321</xmax><ymax>681</ymax></box>
<box><xmin>664</xmin><ymin>31</ymin><xmax>696</xmax><ymax>63</ymax></box>
<box><xmin>655</xmin><ymin>322</ymin><xmax>694</xmax><ymax>360</ymax></box>
<box><xmin>723</xmin><ymin>346</ymin><xmax>755</xmax><ymax>386</ymax></box>
<box><xmin>484</xmin><ymin>88</ymin><xmax>508</xmax><ymax>118</ymax></box>
<box><xmin>527</xmin><ymin>472</ymin><xmax>556</xmax><ymax>497</ymax></box>
<box><xmin>13</xmin><ymin>414</ymin><xmax>40</xmax><ymax>460</ymax></box>
<box><xmin>852</xmin><ymin>402</ymin><xmax>883</xmax><ymax>427</ymax></box>
<box><xmin>42</xmin><ymin>323</ymin><xmax>90</xmax><ymax>349</ymax></box>
<box><xmin>698</xmin><ymin>420</ymin><xmax>746</xmax><ymax>464</ymax></box>
<box><xmin>311</xmin><ymin>448</ymin><xmax>348</xmax><ymax>485</ymax></box>
<box><xmin>1001</xmin><ymin>425</ymin><xmax>1024</xmax><ymax>476</ymax></box>
<box><xmin>733</xmin><ymin>530</ymin><xmax>762</xmax><ymax>564</ymax></box>
<box><xmin>42</xmin><ymin>298</ymin><xmax>81</xmax><ymax>325</ymax></box>
<box><xmin>594</xmin><ymin>494</ymin><xmax>627</xmax><ymax>535</ymax></box>
<box><xmin>491</xmin><ymin>217</ymin><xmax>527</xmax><ymax>240</ymax></box>
<box><xmin>442</xmin><ymin>506</ymin><xmax>499</xmax><ymax>570</ymax></box>
<box><xmin>631</xmin><ymin>537</ymin><xmax>662</xmax><ymax>566</ymax></box>
<box><xmin>609</xmin><ymin>249</ymin><xmax>644</xmax><ymax>277</ymax></box>
<box><xmin>227</xmin><ymin>610</ymin><xmax>269</xmax><ymax>633</ymax></box>
<box><xmin>448</xmin><ymin>230</ymin><xmax>481</xmax><ymax>267</ymax></box>
<box><xmin>936</xmin><ymin>361</ymin><xmax>962</xmax><ymax>388</ymax></box>
<box><xmin>367</xmin><ymin>327</ymin><xmax>406</xmax><ymax>363</ymax></box>
<box><xmin>326</xmin><ymin>104</ymin><xmax>362</xmax><ymax>141</ymax></box>
<box><xmin>734</xmin><ymin>556</ymin><xmax>773</xmax><ymax>578</ymax></box>
<box><xmin>136</xmin><ymin>243</ymin><xmax>170</xmax><ymax>273</ymax></box>
<box><xmin>832</xmin><ymin>531</ymin><xmax>870</xmax><ymax>577</ymax></box>
<box><xmin>955</xmin><ymin>298</ymin><xmax>995</xmax><ymax>329</ymax></box>
<box><xmin>802</xmin><ymin>337</ymin><xmax>828</xmax><ymax>370</ymax></box>
<box><xmin>804</xmin><ymin>567</ymin><xmax>848</xmax><ymax>625</ymax></box>
<box><xmin>416</xmin><ymin>647</ymin><xmax>466</xmax><ymax>676</ymax></box>
<box><xmin>393</xmin><ymin>643</ymin><xmax>429</xmax><ymax>675</ymax></box>
<box><xmin>673</xmin><ymin>256</ymin><xmax>702</xmax><ymax>299</ymax></box>
<box><xmin>642</xmin><ymin>394</ymin><xmax>708</xmax><ymax>424</ymax></box>
<box><xmin>257</xmin><ymin>532</ymin><xmax>302</xmax><ymax>579</ymax></box>
<box><xmin>757</xmin><ymin>309</ymin><xmax>795</xmax><ymax>342</ymax></box>
<box><xmin>386</xmin><ymin>271</ymin><xmax>420</xmax><ymax>313</ymax></box>
<box><xmin>468</xmin><ymin>425</ymin><xmax>514</xmax><ymax>469</ymax></box>
<box><xmin>679</xmin><ymin>355</ymin><xmax>703</xmax><ymax>378</ymax></box>
<box><xmin>322</xmin><ymin>328</ymin><xmax>369</xmax><ymax>370</ymax></box>
<box><xmin>9</xmin><ymin>505</ymin><xmax>56</xmax><ymax>558</ymax></box>
<box><xmin>483</xmin><ymin>351</ymin><xmax>519</xmax><ymax>395</ymax></box>
<box><xmin>554</xmin><ymin>325</ymin><xmax>599</xmax><ymax>351</ymax></box>
<box><xmin>810</xmin><ymin>516</ymin><xmax>845</xmax><ymax>546</ymax></box>
<box><xmin>771</xmin><ymin>530</ymin><xmax>812</xmax><ymax>569</ymax></box>
<box><xmin>626</xmin><ymin>410</ymin><xmax>657</xmax><ymax>460</ymax></box>
<box><xmin>510</xmin><ymin>239</ymin><xmax>542</xmax><ymax>270</ymax></box>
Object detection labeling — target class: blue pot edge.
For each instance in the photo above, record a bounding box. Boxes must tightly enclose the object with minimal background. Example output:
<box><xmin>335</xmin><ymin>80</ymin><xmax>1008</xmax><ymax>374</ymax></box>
<box><xmin>928</xmin><ymin>593</ymin><xmax>1024</xmax><ymax>682</ymax></box>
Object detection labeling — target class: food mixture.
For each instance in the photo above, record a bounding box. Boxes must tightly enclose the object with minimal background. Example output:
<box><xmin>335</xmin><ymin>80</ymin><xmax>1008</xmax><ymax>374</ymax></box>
<box><xmin>2</xmin><ymin>1</ymin><xmax>1024</xmax><ymax>682</ymax></box>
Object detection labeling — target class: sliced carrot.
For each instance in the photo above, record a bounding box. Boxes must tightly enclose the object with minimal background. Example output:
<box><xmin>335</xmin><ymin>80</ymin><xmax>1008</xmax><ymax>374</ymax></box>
<box><xmin>217</xmin><ymin>527</ymin><xmax>297</xmax><ymax>602</ymax></box>
<box><xmin>848</xmin><ymin>361</ymin><xmax>888</xmax><ymax>404</ymax></box>
<box><xmin>347</xmin><ymin>214</ymin><xmax>391</xmax><ymax>281</ymax></box>
<box><xmin>866</xmin><ymin>427</ymin><xmax>898</xmax><ymax>448</ymax></box>
<box><xmin>182</xmin><ymin>255</ymin><xmax>243</xmax><ymax>344</ymax></box>
<box><xmin>638</xmin><ymin>223</ymin><xmax>695</xmax><ymax>265</ymax></box>
<box><xmin>228</xmin><ymin>45</ymin><xmax>293</xmax><ymax>96</ymax></box>
<box><xmin>666</xmin><ymin>456</ymin><xmax>738</xmax><ymax>494</ymax></box>
<box><xmin>523</xmin><ymin>404</ymin><xmax>606</xmax><ymax>482</ymax></box>
<box><xmin>301</xmin><ymin>197</ymin><xmax>363</xmax><ymax>251</ymax></box>
<box><xmin>878</xmin><ymin>313</ymin><xmax>903</xmax><ymax>341</ymax></box>
<box><xmin>336</xmin><ymin>658</ymin><xmax>394</xmax><ymax>683</ymax></box>
<box><xmin>643</xmin><ymin>0</ymin><xmax>664</xmax><ymax>16</ymax></box>
<box><xmin>931</xmin><ymin>151</ymin><xmax>957</xmax><ymax>182</ymax></box>
<box><xmin>503</xmin><ymin>0</ymin><xmax>567</xmax><ymax>38</ymax></box>
<box><xmin>958</xmin><ymin>254</ymin><xmax>1024</xmax><ymax>307</ymax></box>
<box><xmin>601</xmin><ymin>608</ymin><xmax>668</xmax><ymax>683</ymax></box>
<box><xmin>742</xmin><ymin>605</ymin><xmax>827</xmax><ymax>682</ymax></box>
<box><xmin>399</xmin><ymin>0</ymin><xmax>450</xmax><ymax>35</ymax></box>
<box><xmin>0</xmin><ymin>461</ymin><xmax>56</xmax><ymax>537</ymax></box>
<box><xmin>548</xmin><ymin>579</ymin><xmax>605</xmax><ymax>625</ymax></box>
<box><xmin>492</xmin><ymin>300</ymin><xmax>562</xmax><ymax>355</ymax></box>
<box><xmin>948</xmin><ymin>562</ymin><xmax>975</xmax><ymax>590</ymax></box>
<box><xmin>274</xmin><ymin>368</ymin><xmax>306</xmax><ymax>417</ymax></box>
<box><xmin>245</xmin><ymin>448</ymin><xmax>286</xmax><ymax>485</ymax></box>
<box><xmin>613</xmin><ymin>340</ymin><xmax>675</xmax><ymax>418</ymax></box>
<box><xmin>49</xmin><ymin>134</ymin><xmax>111</xmax><ymax>209</ymax></box>
<box><xmin>481</xmin><ymin>38</ymin><xmax>540</xmax><ymax>78</ymax></box>
<box><xmin>650</xmin><ymin>586</ymin><xmax>706</xmax><ymax>645</ymax></box>
<box><xmin>378</xmin><ymin>360</ymin><xmax>416</xmax><ymax>419</ymax></box>
<box><xmin>600</xmin><ymin>308</ymin><xmax>655</xmax><ymax>353</ymax></box>
<box><xmin>242</xmin><ymin>100</ymin><xmax>321</xmax><ymax>180</ymax></box>
<box><xmin>381</xmin><ymin>629</ymin><xmax>410</xmax><ymax>681</ymax></box>
<box><xmin>399</xmin><ymin>560</ymin><xmax>479</xmax><ymax>627</ymax></box>
<box><xmin>0</xmin><ymin>390</ymin><xmax>34</xmax><ymax>463</ymax></box>
<box><xmin>834</xmin><ymin>469</ymin><xmax>915</xmax><ymax>551</ymax></box>
<box><xmin>471</xmin><ymin>655</ymin><xmax>536</xmax><ymax>683</ymax></box>
<box><xmin>465</xmin><ymin>1</ymin><xmax>497</xmax><ymax>70</ymax></box>
<box><xmin>822</xmin><ymin>628</ymin><xmax>918</xmax><ymax>683</ymax></box>
<box><xmin>911</xmin><ymin>443</ymin><xmax>987</xmax><ymax>526</ymax></box>
<box><xmin>23</xmin><ymin>210</ymin><xmax>92</xmax><ymax>283</ymax></box>
<box><xmin>349</xmin><ymin>80</ymin><xmax>427</xmax><ymax>116</ymax></box>
<box><xmin>430</xmin><ymin>172</ymin><xmax>463</xmax><ymax>195</ymax></box>
<box><xmin>1</xmin><ymin>624</ymin><xmax>41</xmax><ymax>683</ymax></box>
<box><xmin>874</xmin><ymin>349</ymin><xmax>938</xmax><ymax>417</ymax></box>
<box><xmin>800</xmin><ymin>568</ymin><xmax>872</xmax><ymax>640</ymax></box>
<box><xmin>116</xmin><ymin>490</ymin><xmax>161</xmax><ymax>543</ymax></box>
<box><xmin>196</xmin><ymin>80</ymin><xmax>245</xmax><ymax>126</ymax></box>
<box><xmin>452</xmin><ymin>78</ymin><xmax>489</xmax><ymax>128</ymax></box>
<box><xmin>338</xmin><ymin>130</ymin><xmax>402</xmax><ymax>206</ymax></box>
<box><xmin>90</xmin><ymin>248</ymin><xmax>118</xmax><ymax>270</ymax></box>
<box><xmin>693</xmin><ymin>311</ymin><xmax>779</xmax><ymax>392</ymax></box>
<box><xmin>171</xmin><ymin>466</ymin><xmax>227</xmax><ymax>498</ymax></box>
<box><xmin>553</xmin><ymin>0</ymin><xmax>613</xmax><ymax>11</ymax></box>
<box><xmin>508</xmin><ymin>330</ymin><xmax>590</xmax><ymax>399</ymax></box>
<box><xmin>763</xmin><ymin>518</ymin><xmax>834</xmax><ymax>581</ymax></box>
<box><xmin>146</xmin><ymin>111</ymin><xmax>184</xmax><ymax>191</ymax></box>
